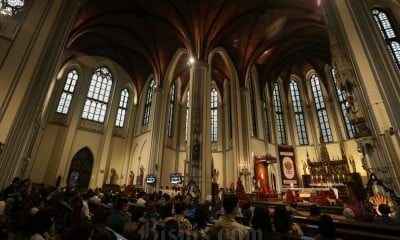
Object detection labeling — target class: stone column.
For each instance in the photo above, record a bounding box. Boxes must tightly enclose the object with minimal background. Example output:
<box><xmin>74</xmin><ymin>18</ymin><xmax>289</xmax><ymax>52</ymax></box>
<box><xmin>0</xmin><ymin>1</ymin><xmax>85</xmax><ymax>188</ymax></box>
<box><xmin>321</xmin><ymin>0</ymin><xmax>400</xmax><ymax>190</ymax></box>
<box><xmin>186</xmin><ymin>60</ymin><xmax>212</xmax><ymax>202</ymax></box>
<box><xmin>147</xmin><ymin>87</ymin><xmax>166</xmax><ymax>192</ymax></box>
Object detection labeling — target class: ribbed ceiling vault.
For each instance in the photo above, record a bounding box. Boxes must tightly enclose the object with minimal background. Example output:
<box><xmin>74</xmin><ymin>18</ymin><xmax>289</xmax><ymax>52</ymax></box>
<box><xmin>65</xmin><ymin>0</ymin><xmax>331</xmax><ymax>97</ymax></box>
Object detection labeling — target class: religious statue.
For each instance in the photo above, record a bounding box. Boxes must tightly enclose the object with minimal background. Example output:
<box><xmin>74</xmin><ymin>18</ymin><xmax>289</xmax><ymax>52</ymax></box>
<box><xmin>139</xmin><ymin>165</ymin><xmax>145</xmax><ymax>185</ymax></box>
<box><xmin>212</xmin><ymin>168</ymin><xmax>219</xmax><ymax>183</ymax></box>
<box><xmin>302</xmin><ymin>160</ymin><xmax>308</xmax><ymax>174</ymax></box>
<box><xmin>236</xmin><ymin>177</ymin><xmax>245</xmax><ymax>199</ymax></box>
<box><xmin>346</xmin><ymin>93</ymin><xmax>371</xmax><ymax>137</ymax></box>
<box><xmin>129</xmin><ymin>171</ymin><xmax>134</xmax><ymax>185</ymax></box>
<box><xmin>192</xmin><ymin>140</ymin><xmax>200</xmax><ymax>162</ymax></box>
<box><xmin>109</xmin><ymin>168</ymin><xmax>118</xmax><ymax>184</ymax></box>
<box><xmin>350</xmin><ymin>157</ymin><xmax>356</xmax><ymax>173</ymax></box>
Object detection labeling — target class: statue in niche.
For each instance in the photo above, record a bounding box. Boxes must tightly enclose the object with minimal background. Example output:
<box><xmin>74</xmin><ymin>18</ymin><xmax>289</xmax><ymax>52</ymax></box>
<box><xmin>302</xmin><ymin>160</ymin><xmax>308</xmax><ymax>174</ymax></box>
<box><xmin>139</xmin><ymin>166</ymin><xmax>145</xmax><ymax>185</ymax></box>
<box><xmin>236</xmin><ymin>177</ymin><xmax>245</xmax><ymax>199</ymax></box>
<box><xmin>350</xmin><ymin>158</ymin><xmax>356</xmax><ymax>173</ymax></box>
<box><xmin>192</xmin><ymin>141</ymin><xmax>200</xmax><ymax>162</ymax></box>
<box><xmin>129</xmin><ymin>171</ymin><xmax>134</xmax><ymax>185</ymax></box>
<box><xmin>109</xmin><ymin>168</ymin><xmax>118</xmax><ymax>184</ymax></box>
<box><xmin>212</xmin><ymin>168</ymin><xmax>219</xmax><ymax>183</ymax></box>
<box><xmin>191</xmin><ymin>127</ymin><xmax>201</xmax><ymax>162</ymax></box>
<box><xmin>346</xmin><ymin>93</ymin><xmax>371</xmax><ymax>137</ymax></box>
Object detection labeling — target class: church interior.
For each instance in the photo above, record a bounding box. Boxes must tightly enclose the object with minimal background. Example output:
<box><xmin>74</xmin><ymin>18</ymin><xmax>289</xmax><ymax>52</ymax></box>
<box><xmin>1</xmin><ymin>0</ymin><xmax>400</xmax><ymax>231</ymax></box>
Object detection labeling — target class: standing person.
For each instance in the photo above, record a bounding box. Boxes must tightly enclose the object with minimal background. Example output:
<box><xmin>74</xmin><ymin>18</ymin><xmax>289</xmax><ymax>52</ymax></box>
<box><xmin>206</xmin><ymin>194</ymin><xmax>250</xmax><ymax>240</ymax></box>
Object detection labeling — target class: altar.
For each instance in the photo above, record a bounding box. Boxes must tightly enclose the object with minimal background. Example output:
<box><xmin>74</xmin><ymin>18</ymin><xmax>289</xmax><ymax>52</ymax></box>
<box><xmin>298</xmin><ymin>134</ymin><xmax>365</xmax><ymax>205</ymax></box>
<box><xmin>283</xmin><ymin>187</ymin><xmax>339</xmax><ymax>199</ymax></box>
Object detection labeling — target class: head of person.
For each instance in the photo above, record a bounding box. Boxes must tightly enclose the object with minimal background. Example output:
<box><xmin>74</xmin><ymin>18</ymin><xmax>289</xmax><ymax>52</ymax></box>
<box><xmin>252</xmin><ymin>206</ymin><xmax>273</xmax><ymax>232</ymax></box>
<box><xmin>378</xmin><ymin>204</ymin><xmax>391</xmax><ymax>216</ymax></box>
<box><xmin>174</xmin><ymin>201</ymin><xmax>188</xmax><ymax>216</ymax></box>
<box><xmin>131</xmin><ymin>206</ymin><xmax>145</xmax><ymax>222</ymax></box>
<box><xmin>273</xmin><ymin>205</ymin><xmax>291</xmax><ymax>232</ymax></box>
<box><xmin>193</xmin><ymin>204</ymin><xmax>209</xmax><ymax>230</ymax></box>
<box><xmin>222</xmin><ymin>194</ymin><xmax>238</xmax><ymax>215</ymax></box>
<box><xmin>115</xmin><ymin>197</ymin><xmax>129</xmax><ymax>212</ymax></box>
<box><xmin>156</xmin><ymin>219</ymin><xmax>179</xmax><ymax>240</ymax></box>
<box><xmin>158</xmin><ymin>203</ymin><xmax>173</xmax><ymax>219</ymax></box>
<box><xmin>343</xmin><ymin>207</ymin><xmax>355</xmax><ymax>220</ymax></box>
<box><xmin>318</xmin><ymin>214</ymin><xmax>337</xmax><ymax>238</ymax></box>
<box><xmin>309</xmin><ymin>204</ymin><xmax>321</xmax><ymax>217</ymax></box>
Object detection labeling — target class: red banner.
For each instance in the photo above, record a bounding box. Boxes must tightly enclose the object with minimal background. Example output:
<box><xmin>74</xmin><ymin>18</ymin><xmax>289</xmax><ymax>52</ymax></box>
<box><xmin>278</xmin><ymin>146</ymin><xmax>298</xmax><ymax>187</ymax></box>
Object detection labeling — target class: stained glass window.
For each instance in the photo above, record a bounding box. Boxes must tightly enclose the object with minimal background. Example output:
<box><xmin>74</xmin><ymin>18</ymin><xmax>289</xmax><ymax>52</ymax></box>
<box><xmin>82</xmin><ymin>67</ymin><xmax>113</xmax><ymax>123</ymax></box>
<box><xmin>115</xmin><ymin>88</ymin><xmax>129</xmax><ymax>127</ymax></box>
<box><xmin>273</xmin><ymin>83</ymin><xmax>286</xmax><ymax>145</ymax></box>
<box><xmin>142</xmin><ymin>79</ymin><xmax>155</xmax><ymax>125</ymax></box>
<box><xmin>310</xmin><ymin>73</ymin><xmax>333</xmax><ymax>142</ymax></box>
<box><xmin>167</xmin><ymin>83</ymin><xmax>176</xmax><ymax>137</ymax></box>
<box><xmin>57</xmin><ymin>69</ymin><xmax>78</xmax><ymax>114</ymax></box>
<box><xmin>290</xmin><ymin>80</ymin><xmax>308</xmax><ymax>145</ymax></box>
<box><xmin>372</xmin><ymin>8</ymin><xmax>400</xmax><ymax>71</ymax></box>
<box><xmin>211</xmin><ymin>87</ymin><xmax>218</xmax><ymax>142</ymax></box>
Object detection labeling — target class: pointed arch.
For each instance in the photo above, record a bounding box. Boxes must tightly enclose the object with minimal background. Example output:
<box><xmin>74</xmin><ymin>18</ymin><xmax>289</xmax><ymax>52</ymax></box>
<box><xmin>67</xmin><ymin>147</ymin><xmax>93</xmax><ymax>188</ymax></box>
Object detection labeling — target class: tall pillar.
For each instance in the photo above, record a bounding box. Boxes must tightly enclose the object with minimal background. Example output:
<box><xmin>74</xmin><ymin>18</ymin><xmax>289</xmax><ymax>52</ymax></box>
<box><xmin>186</xmin><ymin>60</ymin><xmax>212</xmax><ymax>202</ymax></box>
<box><xmin>147</xmin><ymin>87</ymin><xmax>166</xmax><ymax>192</ymax></box>
<box><xmin>240</xmin><ymin>88</ymin><xmax>252</xmax><ymax>193</ymax></box>
<box><xmin>0</xmin><ymin>1</ymin><xmax>84</xmax><ymax>188</ymax></box>
<box><xmin>321</xmin><ymin>0</ymin><xmax>400</xmax><ymax>191</ymax></box>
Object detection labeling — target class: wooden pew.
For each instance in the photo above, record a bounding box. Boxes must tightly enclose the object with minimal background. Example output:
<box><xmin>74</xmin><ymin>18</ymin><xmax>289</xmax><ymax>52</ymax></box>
<box><xmin>293</xmin><ymin>215</ymin><xmax>400</xmax><ymax>240</ymax></box>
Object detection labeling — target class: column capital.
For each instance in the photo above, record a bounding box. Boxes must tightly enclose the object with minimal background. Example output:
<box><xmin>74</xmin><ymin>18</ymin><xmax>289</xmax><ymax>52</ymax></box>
<box><xmin>189</xmin><ymin>60</ymin><xmax>209</xmax><ymax>69</ymax></box>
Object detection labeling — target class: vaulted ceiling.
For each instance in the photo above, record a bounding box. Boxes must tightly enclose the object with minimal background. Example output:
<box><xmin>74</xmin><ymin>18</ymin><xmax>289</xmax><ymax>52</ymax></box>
<box><xmin>65</xmin><ymin>0</ymin><xmax>330</xmax><ymax>96</ymax></box>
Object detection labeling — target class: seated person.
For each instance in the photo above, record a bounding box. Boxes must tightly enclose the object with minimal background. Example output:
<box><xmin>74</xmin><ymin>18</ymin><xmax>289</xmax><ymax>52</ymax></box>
<box><xmin>314</xmin><ymin>214</ymin><xmax>341</xmax><ymax>240</ymax></box>
<box><xmin>273</xmin><ymin>205</ymin><xmax>303</xmax><ymax>236</ymax></box>
<box><xmin>373</xmin><ymin>204</ymin><xmax>400</xmax><ymax>225</ymax></box>
<box><xmin>206</xmin><ymin>194</ymin><xmax>250</xmax><ymax>240</ymax></box>
<box><xmin>106</xmin><ymin>197</ymin><xmax>130</xmax><ymax>234</ymax></box>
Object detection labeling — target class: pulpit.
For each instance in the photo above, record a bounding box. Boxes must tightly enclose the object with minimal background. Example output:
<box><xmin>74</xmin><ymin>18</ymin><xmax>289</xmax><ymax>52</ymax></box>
<box><xmin>253</xmin><ymin>154</ymin><xmax>277</xmax><ymax>198</ymax></box>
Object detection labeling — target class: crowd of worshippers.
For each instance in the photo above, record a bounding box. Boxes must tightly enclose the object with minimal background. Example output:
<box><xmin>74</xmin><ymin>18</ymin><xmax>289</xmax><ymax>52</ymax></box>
<box><xmin>0</xmin><ymin>178</ymin><xmax>399</xmax><ymax>240</ymax></box>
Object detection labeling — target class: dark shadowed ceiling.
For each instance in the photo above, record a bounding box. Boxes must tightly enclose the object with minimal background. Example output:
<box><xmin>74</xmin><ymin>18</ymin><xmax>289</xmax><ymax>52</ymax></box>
<box><xmin>65</xmin><ymin>0</ymin><xmax>330</xmax><ymax>96</ymax></box>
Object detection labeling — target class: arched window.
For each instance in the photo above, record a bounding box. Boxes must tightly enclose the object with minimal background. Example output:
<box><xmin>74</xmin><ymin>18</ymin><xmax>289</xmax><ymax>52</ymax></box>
<box><xmin>82</xmin><ymin>67</ymin><xmax>113</xmax><ymax>123</ymax></box>
<box><xmin>310</xmin><ymin>73</ymin><xmax>333</xmax><ymax>142</ymax></box>
<box><xmin>185</xmin><ymin>91</ymin><xmax>190</xmax><ymax>142</ymax></box>
<box><xmin>249</xmin><ymin>73</ymin><xmax>258</xmax><ymax>137</ymax></box>
<box><xmin>290</xmin><ymin>80</ymin><xmax>308</xmax><ymax>145</ymax></box>
<box><xmin>142</xmin><ymin>79</ymin><xmax>155</xmax><ymax>125</ymax></box>
<box><xmin>115</xmin><ymin>88</ymin><xmax>129</xmax><ymax>128</ymax></box>
<box><xmin>273</xmin><ymin>83</ymin><xmax>286</xmax><ymax>145</ymax></box>
<box><xmin>372</xmin><ymin>8</ymin><xmax>400</xmax><ymax>71</ymax></box>
<box><xmin>167</xmin><ymin>83</ymin><xmax>176</xmax><ymax>137</ymax></box>
<box><xmin>331</xmin><ymin>68</ymin><xmax>355</xmax><ymax>138</ymax></box>
<box><xmin>0</xmin><ymin>0</ymin><xmax>24</xmax><ymax>16</ymax></box>
<box><xmin>211</xmin><ymin>87</ymin><xmax>218</xmax><ymax>142</ymax></box>
<box><xmin>57</xmin><ymin>69</ymin><xmax>78</xmax><ymax>114</ymax></box>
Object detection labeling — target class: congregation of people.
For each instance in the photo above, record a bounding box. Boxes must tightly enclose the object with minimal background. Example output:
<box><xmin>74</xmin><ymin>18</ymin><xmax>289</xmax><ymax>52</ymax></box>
<box><xmin>0</xmin><ymin>177</ymin><xmax>399</xmax><ymax>240</ymax></box>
